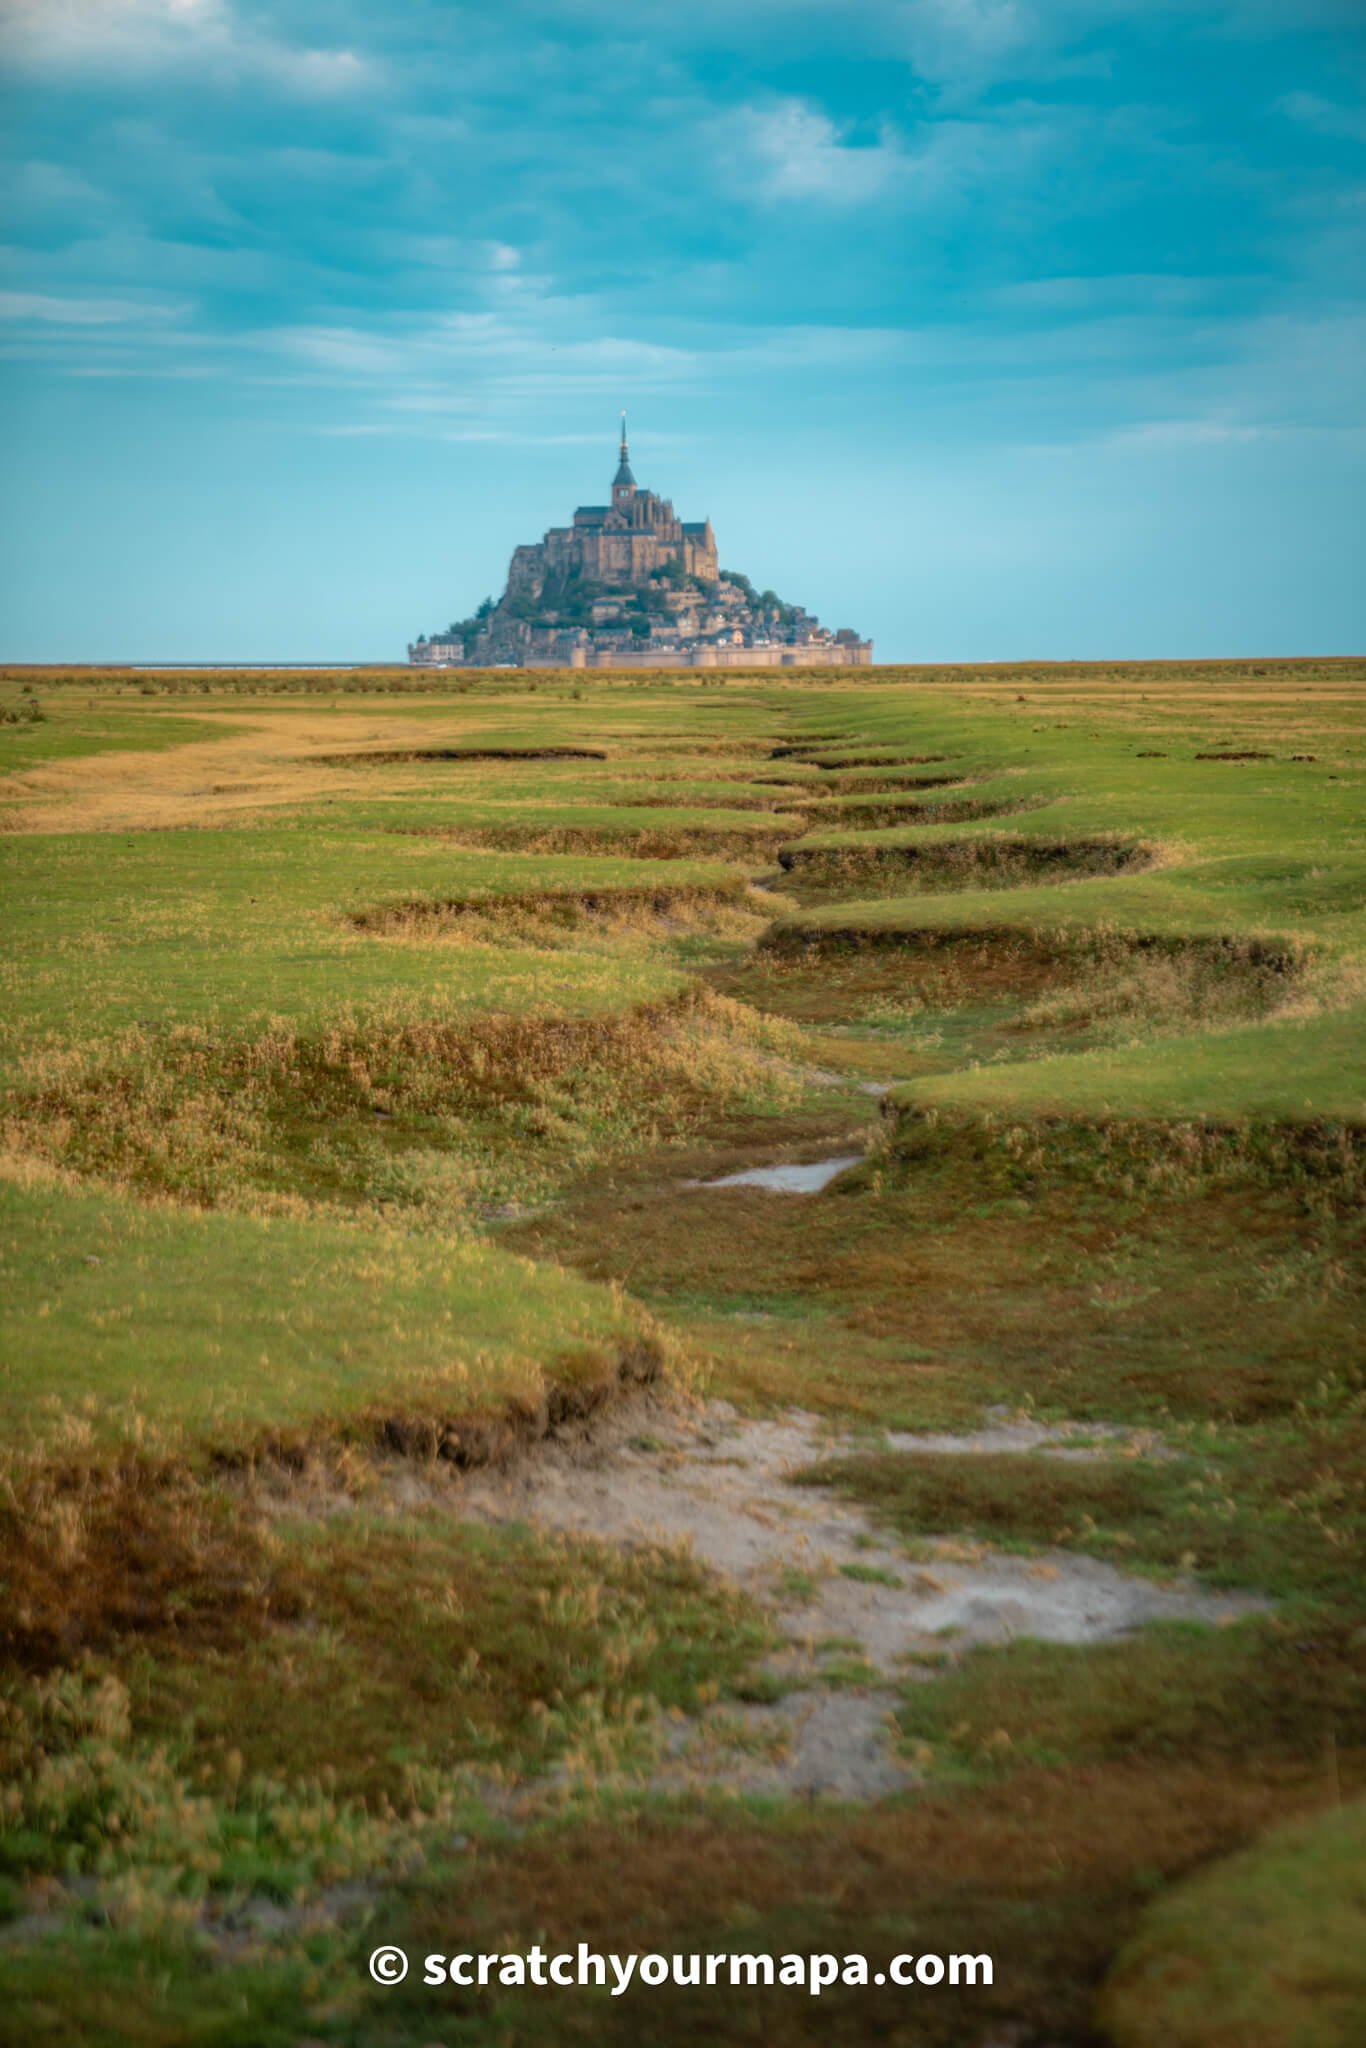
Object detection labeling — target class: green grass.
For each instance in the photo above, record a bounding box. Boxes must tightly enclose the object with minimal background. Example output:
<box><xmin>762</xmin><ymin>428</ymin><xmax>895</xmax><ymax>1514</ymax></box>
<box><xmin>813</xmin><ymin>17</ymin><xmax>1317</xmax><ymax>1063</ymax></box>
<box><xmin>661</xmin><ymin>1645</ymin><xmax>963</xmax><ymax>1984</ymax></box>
<box><xmin>908</xmin><ymin>1001</ymin><xmax>1365</xmax><ymax>1122</ymax></box>
<box><xmin>1098</xmin><ymin>1799</ymin><xmax>1366</xmax><ymax>2048</ymax></box>
<box><xmin>799</xmin><ymin>1443</ymin><xmax>1365</xmax><ymax>1602</ymax></box>
<box><xmin>120</xmin><ymin>1511</ymin><xmax>773</xmax><ymax>1799</ymax></box>
<box><xmin>837</xmin><ymin>1560</ymin><xmax>903</xmax><ymax>1586</ymax></box>
<box><xmin>287</xmin><ymin>795</ymin><xmax>806</xmax><ymax>848</ymax></box>
<box><xmin>0</xmin><ymin>691</ymin><xmax>240</xmax><ymax>779</ymax></box>
<box><xmin>0</xmin><ymin>828</ymin><xmax>748</xmax><ymax>1053</ymax></box>
<box><xmin>0</xmin><ymin>1168</ymin><xmax>657</xmax><ymax>1463</ymax></box>
<box><xmin>761</xmin><ymin>678</ymin><xmax>1365</xmax><ymax>1125</ymax></box>
<box><xmin>3</xmin><ymin>662</ymin><xmax>1365</xmax><ymax>2048</ymax></box>
<box><xmin>509</xmin><ymin>1144</ymin><xmax>1364</xmax><ymax>1432</ymax></box>
<box><xmin>892</xmin><ymin>1625</ymin><xmax>1366</xmax><ymax>1784</ymax></box>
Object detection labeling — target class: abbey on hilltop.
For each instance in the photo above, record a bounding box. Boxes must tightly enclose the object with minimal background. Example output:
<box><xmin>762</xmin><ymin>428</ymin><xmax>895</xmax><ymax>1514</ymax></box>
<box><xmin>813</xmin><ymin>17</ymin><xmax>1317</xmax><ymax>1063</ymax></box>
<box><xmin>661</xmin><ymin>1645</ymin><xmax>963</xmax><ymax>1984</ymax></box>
<box><xmin>409</xmin><ymin>419</ymin><xmax>873</xmax><ymax>670</ymax></box>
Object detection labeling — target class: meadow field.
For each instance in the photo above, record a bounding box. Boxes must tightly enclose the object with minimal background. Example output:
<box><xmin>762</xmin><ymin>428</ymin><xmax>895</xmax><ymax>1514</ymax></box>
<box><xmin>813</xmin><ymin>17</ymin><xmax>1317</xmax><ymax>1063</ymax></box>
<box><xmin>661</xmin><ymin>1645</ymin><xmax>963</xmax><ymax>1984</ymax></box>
<box><xmin>1</xmin><ymin>659</ymin><xmax>1362</xmax><ymax>2046</ymax></box>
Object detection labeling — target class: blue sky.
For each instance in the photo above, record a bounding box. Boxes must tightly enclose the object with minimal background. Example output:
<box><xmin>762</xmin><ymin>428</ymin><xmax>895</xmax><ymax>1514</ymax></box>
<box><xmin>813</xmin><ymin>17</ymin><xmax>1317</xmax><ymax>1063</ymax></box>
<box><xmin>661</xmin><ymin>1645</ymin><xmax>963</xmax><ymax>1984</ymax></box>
<box><xmin>1</xmin><ymin>0</ymin><xmax>1363</xmax><ymax>661</ymax></box>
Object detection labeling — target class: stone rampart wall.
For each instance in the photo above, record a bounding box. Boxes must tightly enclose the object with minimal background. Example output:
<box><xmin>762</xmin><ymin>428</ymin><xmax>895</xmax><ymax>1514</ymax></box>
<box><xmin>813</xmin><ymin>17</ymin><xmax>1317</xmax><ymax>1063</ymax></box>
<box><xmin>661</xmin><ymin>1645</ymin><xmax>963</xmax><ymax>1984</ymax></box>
<box><xmin>566</xmin><ymin>643</ymin><xmax>871</xmax><ymax>670</ymax></box>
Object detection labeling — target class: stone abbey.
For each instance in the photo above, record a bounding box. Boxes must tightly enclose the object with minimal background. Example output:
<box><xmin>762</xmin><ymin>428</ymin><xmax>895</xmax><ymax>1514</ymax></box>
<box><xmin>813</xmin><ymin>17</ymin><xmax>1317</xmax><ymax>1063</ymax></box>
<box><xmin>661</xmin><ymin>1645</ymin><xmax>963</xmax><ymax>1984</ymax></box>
<box><xmin>409</xmin><ymin>420</ymin><xmax>873</xmax><ymax>670</ymax></box>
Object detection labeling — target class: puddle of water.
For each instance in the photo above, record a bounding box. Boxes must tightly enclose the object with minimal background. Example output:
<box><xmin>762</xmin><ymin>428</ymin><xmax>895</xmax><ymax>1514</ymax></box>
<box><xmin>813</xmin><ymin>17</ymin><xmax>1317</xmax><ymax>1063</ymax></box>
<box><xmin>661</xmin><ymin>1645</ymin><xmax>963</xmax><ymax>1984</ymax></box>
<box><xmin>694</xmin><ymin>1153</ymin><xmax>863</xmax><ymax>1194</ymax></box>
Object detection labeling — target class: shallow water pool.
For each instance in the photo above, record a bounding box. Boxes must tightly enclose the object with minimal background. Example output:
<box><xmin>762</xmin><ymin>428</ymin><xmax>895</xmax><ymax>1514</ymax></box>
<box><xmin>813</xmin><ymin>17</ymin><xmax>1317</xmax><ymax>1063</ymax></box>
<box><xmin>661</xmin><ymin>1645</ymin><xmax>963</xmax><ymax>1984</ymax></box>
<box><xmin>694</xmin><ymin>1153</ymin><xmax>863</xmax><ymax>1194</ymax></box>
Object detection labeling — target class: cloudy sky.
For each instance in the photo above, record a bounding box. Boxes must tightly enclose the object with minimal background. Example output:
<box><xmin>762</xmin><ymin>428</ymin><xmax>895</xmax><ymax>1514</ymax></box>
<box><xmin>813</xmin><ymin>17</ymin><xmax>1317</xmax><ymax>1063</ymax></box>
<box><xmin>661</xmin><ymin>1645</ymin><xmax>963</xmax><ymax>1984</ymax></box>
<box><xmin>1</xmin><ymin>0</ymin><xmax>1362</xmax><ymax>660</ymax></box>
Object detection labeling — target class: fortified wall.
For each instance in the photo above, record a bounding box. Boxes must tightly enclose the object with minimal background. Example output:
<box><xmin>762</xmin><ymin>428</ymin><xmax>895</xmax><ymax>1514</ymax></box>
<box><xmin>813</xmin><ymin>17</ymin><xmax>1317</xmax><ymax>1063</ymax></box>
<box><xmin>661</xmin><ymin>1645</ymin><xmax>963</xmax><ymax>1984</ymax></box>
<box><xmin>551</xmin><ymin>641</ymin><xmax>872</xmax><ymax>670</ymax></box>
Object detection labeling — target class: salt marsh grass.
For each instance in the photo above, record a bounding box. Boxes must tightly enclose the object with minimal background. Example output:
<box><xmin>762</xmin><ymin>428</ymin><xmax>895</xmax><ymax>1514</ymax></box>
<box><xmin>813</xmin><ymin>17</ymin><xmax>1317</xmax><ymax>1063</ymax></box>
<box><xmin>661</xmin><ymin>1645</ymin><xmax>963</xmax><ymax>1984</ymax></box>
<box><xmin>2</xmin><ymin>661</ymin><xmax>1363</xmax><ymax>2046</ymax></box>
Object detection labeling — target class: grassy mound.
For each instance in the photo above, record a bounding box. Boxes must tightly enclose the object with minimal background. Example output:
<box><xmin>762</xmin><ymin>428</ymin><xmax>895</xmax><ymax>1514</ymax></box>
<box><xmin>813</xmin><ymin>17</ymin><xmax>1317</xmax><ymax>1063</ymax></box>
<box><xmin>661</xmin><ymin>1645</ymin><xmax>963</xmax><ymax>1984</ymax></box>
<box><xmin>800</xmin><ymin>791</ymin><xmax>1028</xmax><ymax>828</ymax></box>
<box><xmin>1096</xmin><ymin>1799</ymin><xmax>1366</xmax><ymax>2048</ymax></box>
<box><xmin>816</xmin><ymin>767</ymin><xmax>969</xmax><ymax>793</ymax></box>
<box><xmin>900</xmin><ymin>1001</ymin><xmax>1365</xmax><ymax>1131</ymax></box>
<box><xmin>0</xmin><ymin>1164</ymin><xmax>662</xmax><ymax>1467</ymax></box>
<box><xmin>0</xmin><ymin>828</ymin><xmax>747</xmax><ymax>1048</ymax></box>
<box><xmin>802</xmin><ymin>747</ymin><xmax>958</xmax><ymax>768</ymax></box>
<box><xmin>401</xmin><ymin>819</ymin><xmax>792</xmax><ymax>859</ymax></box>
<box><xmin>345</xmin><ymin>876</ymin><xmax>762</xmax><ymax>936</ymax></box>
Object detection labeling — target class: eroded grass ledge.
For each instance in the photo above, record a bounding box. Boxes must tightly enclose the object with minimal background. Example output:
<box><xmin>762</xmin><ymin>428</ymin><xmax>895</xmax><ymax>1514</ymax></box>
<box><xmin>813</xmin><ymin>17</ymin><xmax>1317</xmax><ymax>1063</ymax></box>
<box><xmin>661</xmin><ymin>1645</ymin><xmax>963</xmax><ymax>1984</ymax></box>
<box><xmin>882</xmin><ymin>1099</ymin><xmax>1366</xmax><ymax>1208</ymax></box>
<box><xmin>345</xmin><ymin>875</ymin><xmax>759</xmax><ymax>939</ymax></box>
<box><xmin>314</xmin><ymin>745</ymin><xmax>610</xmax><ymax>765</ymax></box>
<box><xmin>2</xmin><ymin>984</ymin><xmax>812</xmax><ymax>1212</ymax></box>
<box><xmin>778</xmin><ymin>832</ymin><xmax>1157</xmax><ymax>889</ymax></box>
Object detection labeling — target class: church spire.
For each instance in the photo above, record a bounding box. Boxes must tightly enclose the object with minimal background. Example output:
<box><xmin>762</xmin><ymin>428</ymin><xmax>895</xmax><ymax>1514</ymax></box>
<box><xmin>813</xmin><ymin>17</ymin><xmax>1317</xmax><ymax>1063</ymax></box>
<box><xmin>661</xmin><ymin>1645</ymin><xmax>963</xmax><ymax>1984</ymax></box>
<box><xmin>612</xmin><ymin>409</ymin><xmax>636</xmax><ymax>497</ymax></box>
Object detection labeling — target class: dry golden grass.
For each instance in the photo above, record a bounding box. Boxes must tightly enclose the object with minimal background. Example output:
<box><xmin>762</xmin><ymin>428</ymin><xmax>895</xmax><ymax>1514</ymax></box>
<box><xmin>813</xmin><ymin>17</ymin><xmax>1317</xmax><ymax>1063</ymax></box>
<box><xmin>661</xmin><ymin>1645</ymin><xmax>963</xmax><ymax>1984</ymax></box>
<box><xmin>0</xmin><ymin>708</ymin><xmax>408</xmax><ymax>833</ymax></box>
<box><xmin>1</xmin><ymin>985</ymin><xmax>812</xmax><ymax>1214</ymax></box>
<box><xmin>1</xmin><ymin>705</ymin><xmax>624</xmax><ymax>833</ymax></box>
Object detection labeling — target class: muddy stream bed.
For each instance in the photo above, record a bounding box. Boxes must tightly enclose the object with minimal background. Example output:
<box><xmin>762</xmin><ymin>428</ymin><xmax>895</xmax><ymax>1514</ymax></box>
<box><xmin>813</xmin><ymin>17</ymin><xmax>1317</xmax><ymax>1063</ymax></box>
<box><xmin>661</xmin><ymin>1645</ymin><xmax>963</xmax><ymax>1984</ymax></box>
<box><xmin>439</xmin><ymin>849</ymin><xmax>1268</xmax><ymax>1805</ymax></box>
<box><xmin>445</xmin><ymin>1396</ymin><xmax>1263</xmax><ymax>1802</ymax></box>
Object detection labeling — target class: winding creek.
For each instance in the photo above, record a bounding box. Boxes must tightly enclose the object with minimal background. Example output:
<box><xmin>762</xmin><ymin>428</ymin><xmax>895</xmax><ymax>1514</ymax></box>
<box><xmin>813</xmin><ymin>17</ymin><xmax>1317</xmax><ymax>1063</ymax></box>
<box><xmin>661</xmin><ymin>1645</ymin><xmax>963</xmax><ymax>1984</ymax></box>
<box><xmin>452</xmin><ymin>742</ymin><xmax>1274</xmax><ymax>1804</ymax></box>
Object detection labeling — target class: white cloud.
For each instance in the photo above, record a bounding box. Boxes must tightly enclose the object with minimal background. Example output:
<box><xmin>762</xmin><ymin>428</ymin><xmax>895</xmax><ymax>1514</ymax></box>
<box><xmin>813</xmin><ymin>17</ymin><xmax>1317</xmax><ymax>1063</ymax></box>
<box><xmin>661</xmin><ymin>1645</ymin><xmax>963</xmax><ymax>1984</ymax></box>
<box><xmin>738</xmin><ymin>101</ymin><xmax>902</xmax><ymax>204</ymax></box>
<box><xmin>0</xmin><ymin>159</ymin><xmax>113</xmax><ymax>223</ymax></box>
<box><xmin>267</xmin><ymin>324</ymin><xmax>405</xmax><ymax>375</ymax></box>
<box><xmin>901</xmin><ymin>0</ymin><xmax>1031</xmax><ymax>75</ymax></box>
<box><xmin>727</xmin><ymin>93</ymin><xmax>1061</xmax><ymax>212</ymax></box>
<box><xmin>65</xmin><ymin>360</ymin><xmax>210</xmax><ymax>376</ymax></box>
<box><xmin>311</xmin><ymin>421</ymin><xmax>658</xmax><ymax>447</ymax></box>
<box><xmin>1277</xmin><ymin>92</ymin><xmax>1366</xmax><ymax>145</ymax></box>
<box><xmin>891</xmin><ymin>0</ymin><xmax>1110</xmax><ymax>95</ymax></box>
<box><xmin>1105</xmin><ymin>418</ymin><xmax>1273</xmax><ymax>448</ymax></box>
<box><xmin>0</xmin><ymin>0</ymin><xmax>376</xmax><ymax>96</ymax></box>
<box><xmin>0</xmin><ymin>288</ymin><xmax>188</xmax><ymax>323</ymax></box>
<box><xmin>989</xmin><ymin>273</ymin><xmax>1222</xmax><ymax>313</ymax></box>
<box><xmin>255</xmin><ymin>313</ymin><xmax>700</xmax><ymax>408</ymax></box>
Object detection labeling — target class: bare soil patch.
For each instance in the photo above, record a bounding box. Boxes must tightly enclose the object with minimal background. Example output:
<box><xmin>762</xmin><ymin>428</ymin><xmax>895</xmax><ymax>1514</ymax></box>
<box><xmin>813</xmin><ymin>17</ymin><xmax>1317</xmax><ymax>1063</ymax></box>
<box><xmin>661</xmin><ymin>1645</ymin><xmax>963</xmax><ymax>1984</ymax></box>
<box><xmin>453</xmin><ymin>1398</ymin><xmax>1265</xmax><ymax>1800</ymax></box>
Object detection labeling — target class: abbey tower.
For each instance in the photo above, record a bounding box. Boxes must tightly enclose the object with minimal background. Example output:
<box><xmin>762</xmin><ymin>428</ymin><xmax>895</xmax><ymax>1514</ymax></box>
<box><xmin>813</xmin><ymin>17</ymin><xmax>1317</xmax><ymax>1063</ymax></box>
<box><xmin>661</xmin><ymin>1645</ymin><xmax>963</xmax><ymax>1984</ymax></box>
<box><xmin>505</xmin><ymin>418</ymin><xmax>719</xmax><ymax>603</ymax></box>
